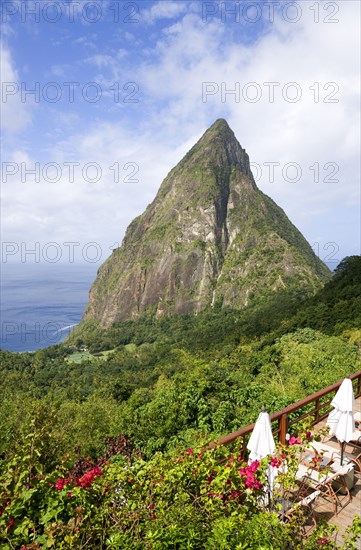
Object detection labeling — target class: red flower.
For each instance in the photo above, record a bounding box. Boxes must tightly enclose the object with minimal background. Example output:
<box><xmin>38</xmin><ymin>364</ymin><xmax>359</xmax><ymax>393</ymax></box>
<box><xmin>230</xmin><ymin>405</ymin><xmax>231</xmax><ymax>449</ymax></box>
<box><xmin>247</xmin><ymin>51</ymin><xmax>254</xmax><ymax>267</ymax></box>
<box><xmin>149</xmin><ymin>503</ymin><xmax>155</xmax><ymax>510</ymax></box>
<box><xmin>239</xmin><ymin>463</ymin><xmax>263</xmax><ymax>490</ymax></box>
<box><xmin>55</xmin><ymin>478</ymin><xmax>71</xmax><ymax>491</ymax></box>
<box><xmin>76</xmin><ymin>467</ymin><xmax>102</xmax><ymax>489</ymax></box>
<box><xmin>317</xmin><ymin>538</ymin><xmax>328</xmax><ymax>546</ymax></box>
<box><xmin>151</xmin><ymin>513</ymin><xmax>156</xmax><ymax>520</ymax></box>
<box><xmin>248</xmin><ymin>460</ymin><xmax>260</xmax><ymax>472</ymax></box>
<box><xmin>270</xmin><ymin>457</ymin><xmax>282</xmax><ymax>468</ymax></box>
<box><xmin>186</xmin><ymin>448</ymin><xmax>193</xmax><ymax>455</ymax></box>
<box><xmin>7</xmin><ymin>518</ymin><xmax>15</xmax><ymax>532</ymax></box>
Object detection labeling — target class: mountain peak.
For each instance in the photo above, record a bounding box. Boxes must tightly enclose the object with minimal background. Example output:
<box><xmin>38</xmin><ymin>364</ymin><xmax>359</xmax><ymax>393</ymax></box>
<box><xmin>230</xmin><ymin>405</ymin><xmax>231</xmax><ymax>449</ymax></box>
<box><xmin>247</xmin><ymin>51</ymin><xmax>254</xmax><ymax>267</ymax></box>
<box><xmin>81</xmin><ymin>122</ymin><xmax>331</xmax><ymax>328</ymax></box>
<box><xmin>199</xmin><ymin>118</ymin><xmax>240</xmax><ymax>148</ymax></box>
<box><xmin>207</xmin><ymin>118</ymin><xmax>232</xmax><ymax>133</ymax></box>
<box><xmin>176</xmin><ymin>119</ymin><xmax>252</xmax><ymax>180</ymax></box>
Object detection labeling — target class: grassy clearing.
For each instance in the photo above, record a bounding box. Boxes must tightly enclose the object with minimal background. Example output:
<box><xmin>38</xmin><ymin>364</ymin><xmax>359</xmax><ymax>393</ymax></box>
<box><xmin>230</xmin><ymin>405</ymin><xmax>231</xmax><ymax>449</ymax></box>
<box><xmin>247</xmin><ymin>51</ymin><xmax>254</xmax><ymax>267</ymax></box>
<box><xmin>66</xmin><ymin>349</ymin><xmax>116</xmax><ymax>363</ymax></box>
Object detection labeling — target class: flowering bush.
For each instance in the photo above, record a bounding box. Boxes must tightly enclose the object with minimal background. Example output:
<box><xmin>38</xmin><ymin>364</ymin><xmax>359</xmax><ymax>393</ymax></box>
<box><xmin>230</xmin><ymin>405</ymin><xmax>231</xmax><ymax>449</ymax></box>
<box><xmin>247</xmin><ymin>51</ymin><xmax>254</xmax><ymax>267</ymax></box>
<box><xmin>1</xmin><ymin>422</ymin><xmax>360</xmax><ymax>549</ymax></box>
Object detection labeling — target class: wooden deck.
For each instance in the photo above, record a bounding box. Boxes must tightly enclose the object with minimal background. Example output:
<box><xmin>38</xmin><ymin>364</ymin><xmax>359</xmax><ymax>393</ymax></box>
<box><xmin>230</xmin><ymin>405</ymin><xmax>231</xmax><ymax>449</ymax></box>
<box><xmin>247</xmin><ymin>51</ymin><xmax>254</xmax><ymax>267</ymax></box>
<box><xmin>311</xmin><ymin>396</ymin><xmax>361</xmax><ymax>546</ymax></box>
<box><xmin>216</xmin><ymin>374</ymin><xmax>361</xmax><ymax>545</ymax></box>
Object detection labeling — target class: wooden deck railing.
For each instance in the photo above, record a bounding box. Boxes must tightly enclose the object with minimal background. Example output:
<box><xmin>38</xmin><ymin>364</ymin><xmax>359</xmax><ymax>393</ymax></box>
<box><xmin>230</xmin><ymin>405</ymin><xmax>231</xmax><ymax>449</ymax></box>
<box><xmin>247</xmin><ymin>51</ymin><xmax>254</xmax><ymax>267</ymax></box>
<box><xmin>214</xmin><ymin>371</ymin><xmax>361</xmax><ymax>457</ymax></box>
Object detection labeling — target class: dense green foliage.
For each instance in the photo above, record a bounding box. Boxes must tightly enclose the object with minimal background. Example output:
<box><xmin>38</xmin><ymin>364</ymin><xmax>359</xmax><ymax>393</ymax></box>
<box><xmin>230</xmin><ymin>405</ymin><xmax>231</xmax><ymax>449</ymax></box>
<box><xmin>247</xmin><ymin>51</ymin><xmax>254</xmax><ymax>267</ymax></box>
<box><xmin>289</xmin><ymin>256</ymin><xmax>361</xmax><ymax>334</ymax></box>
<box><xmin>0</xmin><ymin>256</ymin><xmax>360</xmax><ymax>547</ymax></box>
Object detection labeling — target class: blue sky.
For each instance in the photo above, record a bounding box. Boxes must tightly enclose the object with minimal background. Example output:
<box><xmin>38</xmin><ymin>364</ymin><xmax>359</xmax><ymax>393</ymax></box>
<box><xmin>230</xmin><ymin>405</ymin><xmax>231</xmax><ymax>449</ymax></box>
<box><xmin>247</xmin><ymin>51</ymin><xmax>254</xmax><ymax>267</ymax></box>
<box><xmin>1</xmin><ymin>0</ymin><xmax>360</xmax><ymax>267</ymax></box>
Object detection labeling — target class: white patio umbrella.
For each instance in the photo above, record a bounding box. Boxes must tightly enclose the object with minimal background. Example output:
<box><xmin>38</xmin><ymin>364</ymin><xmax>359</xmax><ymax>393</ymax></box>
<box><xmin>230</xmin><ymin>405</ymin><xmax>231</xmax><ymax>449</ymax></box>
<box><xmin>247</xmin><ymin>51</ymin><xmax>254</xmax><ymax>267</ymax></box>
<box><xmin>326</xmin><ymin>378</ymin><xmax>355</xmax><ymax>465</ymax></box>
<box><xmin>247</xmin><ymin>406</ymin><xmax>276</xmax><ymax>461</ymax></box>
<box><xmin>247</xmin><ymin>406</ymin><xmax>276</xmax><ymax>503</ymax></box>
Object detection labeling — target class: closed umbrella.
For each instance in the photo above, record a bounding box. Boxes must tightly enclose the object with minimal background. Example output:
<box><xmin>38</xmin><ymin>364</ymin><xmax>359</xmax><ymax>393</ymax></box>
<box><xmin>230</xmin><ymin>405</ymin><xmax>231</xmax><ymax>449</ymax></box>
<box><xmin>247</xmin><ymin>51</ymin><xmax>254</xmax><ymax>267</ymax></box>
<box><xmin>247</xmin><ymin>406</ymin><xmax>276</xmax><ymax>461</ymax></box>
<box><xmin>247</xmin><ymin>406</ymin><xmax>276</xmax><ymax>503</ymax></box>
<box><xmin>326</xmin><ymin>378</ymin><xmax>355</xmax><ymax>465</ymax></box>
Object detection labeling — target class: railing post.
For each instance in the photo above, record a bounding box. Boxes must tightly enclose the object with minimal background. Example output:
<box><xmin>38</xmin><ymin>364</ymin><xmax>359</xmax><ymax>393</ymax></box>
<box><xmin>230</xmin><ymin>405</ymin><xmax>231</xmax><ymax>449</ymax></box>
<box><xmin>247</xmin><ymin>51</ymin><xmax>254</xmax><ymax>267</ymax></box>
<box><xmin>242</xmin><ymin>437</ymin><xmax>247</xmax><ymax>459</ymax></box>
<box><xmin>314</xmin><ymin>398</ymin><xmax>320</xmax><ymax>423</ymax></box>
<box><xmin>279</xmin><ymin>414</ymin><xmax>289</xmax><ymax>445</ymax></box>
<box><xmin>357</xmin><ymin>373</ymin><xmax>361</xmax><ymax>398</ymax></box>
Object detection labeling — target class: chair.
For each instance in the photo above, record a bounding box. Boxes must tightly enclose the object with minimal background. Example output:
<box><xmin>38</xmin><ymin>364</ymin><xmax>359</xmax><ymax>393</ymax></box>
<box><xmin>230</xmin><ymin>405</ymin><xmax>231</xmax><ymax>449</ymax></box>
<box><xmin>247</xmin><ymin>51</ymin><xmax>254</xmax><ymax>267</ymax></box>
<box><xmin>282</xmin><ymin>488</ymin><xmax>320</xmax><ymax>536</ymax></box>
<box><xmin>310</xmin><ymin>439</ymin><xmax>361</xmax><ymax>474</ymax></box>
<box><xmin>296</xmin><ymin>462</ymin><xmax>351</xmax><ymax>516</ymax></box>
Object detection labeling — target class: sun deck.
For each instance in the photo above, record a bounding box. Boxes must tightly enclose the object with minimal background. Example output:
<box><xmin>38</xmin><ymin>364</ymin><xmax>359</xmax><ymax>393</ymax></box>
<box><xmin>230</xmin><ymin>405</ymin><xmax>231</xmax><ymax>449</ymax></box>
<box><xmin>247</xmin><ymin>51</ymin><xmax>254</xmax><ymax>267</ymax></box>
<box><xmin>312</xmin><ymin>395</ymin><xmax>361</xmax><ymax>544</ymax></box>
<box><xmin>216</xmin><ymin>374</ymin><xmax>361</xmax><ymax>545</ymax></box>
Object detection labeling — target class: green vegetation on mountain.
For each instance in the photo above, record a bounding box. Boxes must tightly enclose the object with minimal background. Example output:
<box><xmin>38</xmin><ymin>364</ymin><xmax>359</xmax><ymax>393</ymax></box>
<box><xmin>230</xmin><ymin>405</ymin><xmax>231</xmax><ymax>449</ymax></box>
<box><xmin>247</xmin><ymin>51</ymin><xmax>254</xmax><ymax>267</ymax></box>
<box><xmin>81</xmin><ymin>119</ymin><xmax>330</xmax><ymax>329</ymax></box>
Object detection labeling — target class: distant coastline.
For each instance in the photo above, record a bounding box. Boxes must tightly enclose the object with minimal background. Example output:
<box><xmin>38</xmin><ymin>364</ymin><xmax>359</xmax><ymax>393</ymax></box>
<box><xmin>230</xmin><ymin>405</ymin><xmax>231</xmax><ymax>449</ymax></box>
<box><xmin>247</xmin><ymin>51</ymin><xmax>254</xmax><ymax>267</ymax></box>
<box><xmin>1</xmin><ymin>262</ymin><xmax>98</xmax><ymax>353</ymax></box>
<box><xmin>1</xmin><ymin>260</ymin><xmax>338</xmax><ymax>353</ymax></box>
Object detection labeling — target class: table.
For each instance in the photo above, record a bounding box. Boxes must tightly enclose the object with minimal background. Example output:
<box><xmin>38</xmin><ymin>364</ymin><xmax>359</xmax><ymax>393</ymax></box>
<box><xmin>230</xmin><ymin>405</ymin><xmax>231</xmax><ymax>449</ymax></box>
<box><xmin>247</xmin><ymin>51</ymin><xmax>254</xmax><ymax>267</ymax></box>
<box><xmin>301</xmin><ymin>453</ymin><xmax>333</xmax><ymax>470</ymax></box>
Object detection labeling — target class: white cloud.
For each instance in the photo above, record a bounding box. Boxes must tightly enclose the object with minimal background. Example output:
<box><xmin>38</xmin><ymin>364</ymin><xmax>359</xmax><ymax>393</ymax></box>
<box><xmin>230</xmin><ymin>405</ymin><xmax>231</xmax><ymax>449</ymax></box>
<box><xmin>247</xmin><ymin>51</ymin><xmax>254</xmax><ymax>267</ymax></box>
<box><xmin>0</xmin><ymin>42</ymin><xmax>33</xmax><ymax>133</ymax></box>
<box><xmin>2</xmin><ymin>0</ymin><xmax>360</xmax><ymax>263</ymax></box>
<box><xmin>128</xmin><ymin>1</ymin><xmax>360</xmax><ymax>256</ymax></box>
<box><xmin>142</xmin><ymin>1</ymin><xmax>188</xmax><ymax>24</ymax></box>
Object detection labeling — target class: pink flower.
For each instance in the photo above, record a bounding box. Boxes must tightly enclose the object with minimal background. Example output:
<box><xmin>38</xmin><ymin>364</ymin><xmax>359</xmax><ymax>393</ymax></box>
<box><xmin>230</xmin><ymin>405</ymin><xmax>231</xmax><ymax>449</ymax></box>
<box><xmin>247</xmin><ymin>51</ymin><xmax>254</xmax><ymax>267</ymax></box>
<box><xmin>270</xmin><ymin>457</ymin><xmax>282</xmax><ymax>468</ymax></box>
<box><xmin>289</xmin><ymin>436</ymin><xmax>301</xmax><ymax>446</ymax></box>
<box><xmin>76</xmin><ymin>467</ymin><xmax>102</xmax><ymax>489</ymax></box>
<box><xmin>317</xmin><ymin>538</ymin><xmax>328</xmax><ymax>546</ymax></box>
<box><xmin>248</xmin><ymin>460</ymin><xmax>260</xmax><ymax>472</ymax></box>
<box><xmin>186</xmin><ymin>448</ymin><xmax>193</xmax><ymax>455</ymax></box>
<box><xmin>55</xmin><ymin>478</ymin><xmax>71</xmax><ymax>491</ymax></box>
<box><xmin>239</xmin><ymin>463</ymin><xmax>263</xmax><ymax>490</ymax></box>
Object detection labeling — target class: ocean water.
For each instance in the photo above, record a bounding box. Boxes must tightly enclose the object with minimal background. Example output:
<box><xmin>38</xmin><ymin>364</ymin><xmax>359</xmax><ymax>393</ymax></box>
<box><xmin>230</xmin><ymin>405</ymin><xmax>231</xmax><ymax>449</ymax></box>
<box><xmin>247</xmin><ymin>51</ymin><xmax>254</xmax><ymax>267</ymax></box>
<box><xmin>0</xmin><ymin>263</ymin><xmax>98</xmax><ymax>353</ymax></box>
<box><xmin>1</xmin><ymin>260</ymin><xmax>338</xmax><ymax>354</ymax></box>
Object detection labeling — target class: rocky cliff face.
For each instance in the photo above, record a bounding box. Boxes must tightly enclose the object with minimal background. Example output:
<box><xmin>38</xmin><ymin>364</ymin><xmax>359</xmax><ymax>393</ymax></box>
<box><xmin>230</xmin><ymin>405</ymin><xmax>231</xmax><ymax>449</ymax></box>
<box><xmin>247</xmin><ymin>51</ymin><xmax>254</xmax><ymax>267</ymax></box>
<box><xmin>83</xmin><ymin>119</ymin><xmax>331</xmax><ymax>328</ymax></box>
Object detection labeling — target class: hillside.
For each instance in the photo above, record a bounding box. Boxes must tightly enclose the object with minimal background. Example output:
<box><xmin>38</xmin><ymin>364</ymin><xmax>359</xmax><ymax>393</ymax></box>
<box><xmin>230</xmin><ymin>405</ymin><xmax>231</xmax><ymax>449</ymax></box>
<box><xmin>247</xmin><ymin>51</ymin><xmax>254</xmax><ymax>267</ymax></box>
<box><xmin>288</xmin><ymin>256</ymin><xmax>361</xmax><ymax>335</ymax></box>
